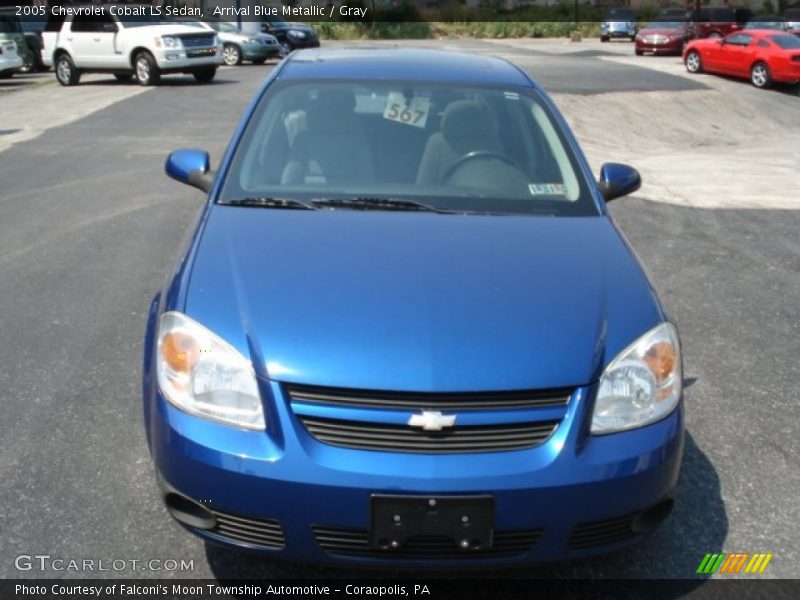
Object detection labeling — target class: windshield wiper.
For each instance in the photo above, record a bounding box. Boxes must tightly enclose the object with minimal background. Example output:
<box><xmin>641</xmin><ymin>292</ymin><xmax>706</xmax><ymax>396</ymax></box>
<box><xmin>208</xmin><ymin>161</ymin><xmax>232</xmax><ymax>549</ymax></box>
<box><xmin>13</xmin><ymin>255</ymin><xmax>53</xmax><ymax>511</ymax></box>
<box><xmin>223</xmin><ymin>197</ymin><xmax>316</xmax><ymax>210</ymax></box>
<box><xmin>311</xmin><ymin>197</ymin><xmax>450</xmax><ymax>213</ymax></box>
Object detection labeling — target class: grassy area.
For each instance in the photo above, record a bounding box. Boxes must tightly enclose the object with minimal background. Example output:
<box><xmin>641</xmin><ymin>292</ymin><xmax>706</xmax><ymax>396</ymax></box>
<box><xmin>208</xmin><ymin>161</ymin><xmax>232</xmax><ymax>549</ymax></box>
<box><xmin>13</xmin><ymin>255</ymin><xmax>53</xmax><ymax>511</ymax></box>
<box><xmin>316</xmin><ymin>21</ymin><xmax>603</xmax><ymax>41</ymax></box>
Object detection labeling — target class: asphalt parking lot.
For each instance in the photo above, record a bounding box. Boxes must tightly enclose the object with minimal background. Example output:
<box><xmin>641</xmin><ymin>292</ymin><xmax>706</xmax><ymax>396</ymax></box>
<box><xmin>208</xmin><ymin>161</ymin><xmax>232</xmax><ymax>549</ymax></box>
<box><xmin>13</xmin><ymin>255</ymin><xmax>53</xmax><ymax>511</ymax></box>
<box><xmin>0</xmin><ymin>38</ymin><xmax>798</xmax><ymax>583</ymax></box>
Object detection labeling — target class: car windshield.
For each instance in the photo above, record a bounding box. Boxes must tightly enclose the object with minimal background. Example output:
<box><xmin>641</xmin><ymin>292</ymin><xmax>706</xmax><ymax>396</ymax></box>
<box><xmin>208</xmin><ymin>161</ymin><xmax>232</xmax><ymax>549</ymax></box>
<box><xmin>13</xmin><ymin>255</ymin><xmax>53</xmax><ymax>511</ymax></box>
<box><xmin>220</xmin><ymin>80</ymin><xmax>597</xmax><ymax>217</ymax></box>
<box><xmin>216</xmin><ymin>22</ymin><xmax>239</xmax><ymax>33</ymax></box>
<box><xmin>0</xmin><ymin>15</ymin><xmax>22</xmax><ymax>33</ymax></box>
<box><xmin>20</xmin><ymin>15</ymin><xmax>46</xmax><ymax>32</ymax></box>
<box><xmin>647</xmin><ymin>21</ymin><xmax>683</xmax><ymax>28</ymax></box>
<box><xmin>606</xmin><ymin>9</ymin><xmax>635</xmax><ymax>20</ymax></box>
<box><xmin>770</xmin><ymin>34</ymin><xmax>800</xmax><ymax>48</ymax></box>
<box><xmin>745</xmin><ymin>21</ymin><xmax>784</xmax><ymax>29</ymax></box>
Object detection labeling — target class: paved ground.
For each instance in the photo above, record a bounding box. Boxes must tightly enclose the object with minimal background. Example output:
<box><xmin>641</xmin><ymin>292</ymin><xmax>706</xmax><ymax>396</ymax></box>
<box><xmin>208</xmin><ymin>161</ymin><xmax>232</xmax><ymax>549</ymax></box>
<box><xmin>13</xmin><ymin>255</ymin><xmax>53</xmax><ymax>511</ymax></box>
<box><xmin>0</xmin><ymin>39</ymin><xmax>798</xmax><ymax>583</ymax></box>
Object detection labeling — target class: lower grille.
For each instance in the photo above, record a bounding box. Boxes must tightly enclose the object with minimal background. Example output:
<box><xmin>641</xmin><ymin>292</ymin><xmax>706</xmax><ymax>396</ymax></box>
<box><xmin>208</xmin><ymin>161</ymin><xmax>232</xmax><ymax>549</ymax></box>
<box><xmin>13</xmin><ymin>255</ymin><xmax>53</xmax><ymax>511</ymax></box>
<box><xmin>313</xmin><ymin>526</ymin><xmax>543</xmax><ymax>559</ymax></box>
<box><xmin>568</xmin><ymin>514</ymin><xmax>638</xmax><ymax>550</ymax></box>
<box><xmin>210</xmin><ymin>509</ymin><xmax>285</xmax><ymax>549</ymax></box>
<box><xmin>300</xmin><ymin>416</ymin><xmax>558</xmax><ymax>454</ymax></box>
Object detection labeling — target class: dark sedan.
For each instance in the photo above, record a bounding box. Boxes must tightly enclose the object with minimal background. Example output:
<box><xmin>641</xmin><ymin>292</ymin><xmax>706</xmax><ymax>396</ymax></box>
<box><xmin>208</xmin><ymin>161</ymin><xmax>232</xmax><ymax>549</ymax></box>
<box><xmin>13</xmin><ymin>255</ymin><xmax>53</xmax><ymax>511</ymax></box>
<box><xmin>636</xmin><ymin>20</ymin><xmax>695</xmax><ymax>55</ymax></box>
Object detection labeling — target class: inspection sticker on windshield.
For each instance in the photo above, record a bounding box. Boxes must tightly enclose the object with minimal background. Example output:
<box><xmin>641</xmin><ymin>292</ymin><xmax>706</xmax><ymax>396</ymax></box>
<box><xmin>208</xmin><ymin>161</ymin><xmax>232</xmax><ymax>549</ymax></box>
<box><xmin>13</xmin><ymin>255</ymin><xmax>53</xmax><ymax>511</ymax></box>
<box><xmin>383</xmin><ymin>92</ymin><xmax>430</xmax><ymax>129</ymax></box>
<box><xmin>529</xmin><ymin>183</ymin><xmax>566</xmax><ymax>196</ymax></box>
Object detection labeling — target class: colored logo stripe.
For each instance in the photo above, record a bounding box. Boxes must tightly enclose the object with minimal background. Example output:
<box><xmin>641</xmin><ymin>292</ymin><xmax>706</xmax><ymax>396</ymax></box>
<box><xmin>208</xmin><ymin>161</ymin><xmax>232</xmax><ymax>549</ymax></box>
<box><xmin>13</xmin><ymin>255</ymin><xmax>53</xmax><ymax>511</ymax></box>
<box><xmin>697</xmin><ymin>552</ymin><xmax>773</xmax><ymax>574</ymax></box>
<box><xmin>744</xmin><ymin>553</ymin><xmax>773</xmax><ymax>574</ymax></box>
<box><xmin>697</xmin><ymin>553</ymin><xmax>726</xmax><ymax>574</ymax></box>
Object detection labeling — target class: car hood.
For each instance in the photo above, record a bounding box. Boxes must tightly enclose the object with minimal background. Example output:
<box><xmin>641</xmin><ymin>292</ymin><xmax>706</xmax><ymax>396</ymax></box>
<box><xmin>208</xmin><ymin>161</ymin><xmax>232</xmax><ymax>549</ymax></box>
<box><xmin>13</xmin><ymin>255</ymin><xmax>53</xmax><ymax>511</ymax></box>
<box><xmin>182</xmin><ymin>208</ymin><xmax>664</xmax><ymax>392</ymax></box>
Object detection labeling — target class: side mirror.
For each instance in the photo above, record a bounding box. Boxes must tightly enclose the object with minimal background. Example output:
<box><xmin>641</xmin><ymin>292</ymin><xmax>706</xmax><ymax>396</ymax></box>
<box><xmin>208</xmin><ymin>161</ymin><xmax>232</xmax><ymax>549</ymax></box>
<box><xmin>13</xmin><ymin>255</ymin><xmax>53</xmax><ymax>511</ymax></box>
<box><xmin>102</xmin><ymin>22</ymin><xmax>118</xmax><ymax>33</ymax></box>
<box><xmin>165</xmin><ymin>149</ymin><xmax>212</xmax><ymax>193</ymax></box>
<box><xmin>598</xmin><ymin>162</ymin><xmax>641</xmax><ymax>202</ymax></box>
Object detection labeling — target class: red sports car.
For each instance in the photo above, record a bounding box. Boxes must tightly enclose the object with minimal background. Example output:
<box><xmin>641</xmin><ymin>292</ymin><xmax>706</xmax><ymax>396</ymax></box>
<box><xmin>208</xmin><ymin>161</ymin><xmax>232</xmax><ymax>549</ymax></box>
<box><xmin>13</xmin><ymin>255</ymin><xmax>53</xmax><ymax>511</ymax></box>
<box><xmin>636</xmin><ymin>20</ymin><xmax>695</xmax><ymax>56</ymax></box>
<box><xmin>683</xmin><ymin>30</ymin><xmax>800</xmax><ymax>88</ymax></box>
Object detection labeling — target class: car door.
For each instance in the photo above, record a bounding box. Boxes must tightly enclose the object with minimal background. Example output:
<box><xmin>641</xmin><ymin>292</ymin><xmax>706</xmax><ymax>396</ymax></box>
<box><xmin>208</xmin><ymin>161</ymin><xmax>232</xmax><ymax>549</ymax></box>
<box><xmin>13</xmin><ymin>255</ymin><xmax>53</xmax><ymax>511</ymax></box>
<box><xmin>718</xmin><ymin>33</ymin><xmax>754</xmax><ymax>76</ymax></box>
<box><xmin>67</xmin><ymin>13</ymin><xmax>98</xmax><ymax>67</ymax></box>
<box><xmin>92</xmin><ymin>13</ymin><xmax>122</xmax><ymax>68</ymax></box>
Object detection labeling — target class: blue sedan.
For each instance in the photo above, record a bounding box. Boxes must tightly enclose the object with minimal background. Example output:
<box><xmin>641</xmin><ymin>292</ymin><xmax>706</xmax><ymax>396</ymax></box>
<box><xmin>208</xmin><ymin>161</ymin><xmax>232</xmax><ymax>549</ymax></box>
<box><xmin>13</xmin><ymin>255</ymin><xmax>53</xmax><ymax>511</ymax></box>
<box><xmin>143</xmin><ymin>48</ymin><xmax>684</xmax><ymax>567</ymax></box>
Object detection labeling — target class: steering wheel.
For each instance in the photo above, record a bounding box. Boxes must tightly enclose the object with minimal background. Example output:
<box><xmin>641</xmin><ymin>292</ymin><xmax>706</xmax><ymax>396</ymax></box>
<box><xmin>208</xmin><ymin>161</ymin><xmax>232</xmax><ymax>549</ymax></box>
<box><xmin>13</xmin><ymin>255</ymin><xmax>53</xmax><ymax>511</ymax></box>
<box><xmin>441</xmin><ymin>151</ymin><xmax>526</xmax><ymax>184</ymax></box>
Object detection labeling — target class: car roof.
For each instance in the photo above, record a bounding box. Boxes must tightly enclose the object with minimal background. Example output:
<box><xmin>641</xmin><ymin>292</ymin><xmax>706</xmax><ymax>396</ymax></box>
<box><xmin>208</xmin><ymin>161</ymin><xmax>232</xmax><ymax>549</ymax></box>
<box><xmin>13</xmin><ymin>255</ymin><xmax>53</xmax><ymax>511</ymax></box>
<box><xmin>280</xmin><ymin>48</ymin><xmax>533</xmax><ymax>87</ymax></box>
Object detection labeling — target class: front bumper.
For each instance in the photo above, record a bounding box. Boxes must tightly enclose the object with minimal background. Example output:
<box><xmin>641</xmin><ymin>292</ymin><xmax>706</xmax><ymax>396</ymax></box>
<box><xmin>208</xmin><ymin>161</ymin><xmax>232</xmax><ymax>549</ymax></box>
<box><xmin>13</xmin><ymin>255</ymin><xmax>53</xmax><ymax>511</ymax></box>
<box><xmin>153</xmin><ymin>47</ymin><xmax>223</xmax><ymax>71</ymax></box>
<box><xmin>146</xmin><ymin>377</ymin><xmax>684</xmax><ymax>567</ymax></box>
<box><xmin>0</xmin><ymin>55</ymin><xmax>23</xmax><ymax>73</ymax></box>
<box><xmin>636</xmin><ymin>39</ymin><xmax>684</xmax><ymax>54</ymax></box>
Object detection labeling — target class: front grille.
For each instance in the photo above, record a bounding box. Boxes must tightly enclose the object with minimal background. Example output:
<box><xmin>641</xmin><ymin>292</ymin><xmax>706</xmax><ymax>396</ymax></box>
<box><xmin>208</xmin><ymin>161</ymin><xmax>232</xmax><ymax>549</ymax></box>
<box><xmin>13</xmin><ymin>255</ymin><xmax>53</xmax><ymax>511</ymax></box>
<box><xmin>287</xmin><ymin>384</ymin><xmax>571</xmax><ymax>411</ymax></box>
<box><xmin>179</xmin><ymin>34</ymin><xmax>215</xmax><ymax>48</ymax></box>
<box><xmin>210</xmin><ymin>509</ymin><xmax>285</xmax><ymax>549</ymax></box>
<box><xmin>644</xmin><ymin>35</ymin><xmax>669</xmax><ymax>44</ymax></box>
<box><xmin>568</xmin><ymin>514</ymin><xmax>639</xmax><ymax>550</ymax></box>
<box><xmin>313</xmin><ymin>526</ymin><xmax>543</xmax><ymax>559</ymax></box>
<box><xmin>299</xmin><ymin>416</ymin><xmax>557</xmax><ymax>453</ymax></box>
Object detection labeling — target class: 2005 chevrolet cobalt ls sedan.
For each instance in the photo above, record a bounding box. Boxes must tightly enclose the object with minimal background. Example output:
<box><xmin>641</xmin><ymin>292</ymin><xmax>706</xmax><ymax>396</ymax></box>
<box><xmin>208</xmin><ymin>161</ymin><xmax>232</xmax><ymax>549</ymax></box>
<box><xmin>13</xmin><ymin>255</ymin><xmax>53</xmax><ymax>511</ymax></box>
<box><xmin>143</xmin><ymin>48</ymin><xmax>684</xmax><ymax>567</ymax></box>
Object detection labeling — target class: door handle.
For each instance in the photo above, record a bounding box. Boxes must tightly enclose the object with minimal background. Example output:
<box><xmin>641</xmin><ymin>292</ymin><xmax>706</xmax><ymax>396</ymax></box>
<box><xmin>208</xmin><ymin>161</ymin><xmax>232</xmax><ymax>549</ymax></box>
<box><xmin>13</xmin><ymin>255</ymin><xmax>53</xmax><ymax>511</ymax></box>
<box><xmin>93</xmin><ymin>38</ymin><xmax>101</xmax><ymax>42</ymax></box>
<box><xmin>66</xmin><ymin>37</ymin><xmax>73</xmax><ymax>41</ymax></box>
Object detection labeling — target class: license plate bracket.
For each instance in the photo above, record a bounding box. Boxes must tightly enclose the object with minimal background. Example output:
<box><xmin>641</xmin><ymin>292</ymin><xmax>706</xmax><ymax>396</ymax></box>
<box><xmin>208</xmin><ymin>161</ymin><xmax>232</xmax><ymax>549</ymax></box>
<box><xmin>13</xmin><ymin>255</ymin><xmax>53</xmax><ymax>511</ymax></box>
<box><xmin>370</xmin><ymin>494</ymin><xmax>494</xmax><ymax>552</ymax></box>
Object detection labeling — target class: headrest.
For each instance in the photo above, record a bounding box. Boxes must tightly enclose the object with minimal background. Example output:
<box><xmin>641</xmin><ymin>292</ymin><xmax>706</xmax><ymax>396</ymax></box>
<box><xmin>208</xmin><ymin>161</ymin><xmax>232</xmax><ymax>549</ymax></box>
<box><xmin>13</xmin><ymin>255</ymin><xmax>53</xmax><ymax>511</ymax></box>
<box><xmin>306</xmin><ymin>89</ymin><xmax>357</xmax><ymax>134</ymax></box>
<box><xmin>441</xmin><ymin>100</ymin><xmax>497</xmax><ymax>140</ymax></box>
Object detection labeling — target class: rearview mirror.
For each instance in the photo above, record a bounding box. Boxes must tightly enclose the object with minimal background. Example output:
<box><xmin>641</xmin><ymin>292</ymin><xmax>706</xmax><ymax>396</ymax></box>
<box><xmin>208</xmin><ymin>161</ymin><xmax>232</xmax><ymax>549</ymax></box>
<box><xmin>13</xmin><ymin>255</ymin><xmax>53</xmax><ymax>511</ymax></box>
<box><xmin>598</xmin><ymin>163</ymin><xmax>641</xmax><ymax>202</ymax></box>
<box><xmin>165</xmin><ymin>149</ymin><xmax>212</xmax><ymax>193</ymax></box>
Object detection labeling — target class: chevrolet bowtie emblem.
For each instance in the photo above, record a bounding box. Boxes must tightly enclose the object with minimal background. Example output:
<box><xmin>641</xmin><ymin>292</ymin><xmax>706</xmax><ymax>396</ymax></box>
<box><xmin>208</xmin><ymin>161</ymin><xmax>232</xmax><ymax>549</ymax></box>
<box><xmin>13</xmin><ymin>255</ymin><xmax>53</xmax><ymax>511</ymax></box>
<box><xmin>407</xmin><ymin>411</ymin><xmax>456</xmax><ymax>432</ymax></box>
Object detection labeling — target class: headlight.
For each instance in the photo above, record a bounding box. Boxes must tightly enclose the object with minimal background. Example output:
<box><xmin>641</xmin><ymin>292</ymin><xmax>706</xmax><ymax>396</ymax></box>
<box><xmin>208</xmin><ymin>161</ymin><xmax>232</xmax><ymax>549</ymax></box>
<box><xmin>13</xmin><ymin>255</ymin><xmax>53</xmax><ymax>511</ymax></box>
<box><xmin>156</xmin><ymin>312</ymin><xmax>264</xmax><ymax>430</ymax></box>
<box><xmin>247</xmin><ymin>38</ymin><xmax>259</xmax><ymax>44</ymax></box>
<box><xmin>159</xmin><ymin>36</ymin><xmax>181</xmax><ymax>49</ymax></box>
<box><xmin>591</xmin><ymin>323</ymin><xmax>681</xmax><ymax>434</ymax></box>
<box><xmin>601</xmin><ymin>22</ymin><xmax>610</xmax><ymax>30</ymax></box>
<box><xmin>288</xmin><ymin>29</ymin><xmax>306</xmax><ymax>38</ymax></box>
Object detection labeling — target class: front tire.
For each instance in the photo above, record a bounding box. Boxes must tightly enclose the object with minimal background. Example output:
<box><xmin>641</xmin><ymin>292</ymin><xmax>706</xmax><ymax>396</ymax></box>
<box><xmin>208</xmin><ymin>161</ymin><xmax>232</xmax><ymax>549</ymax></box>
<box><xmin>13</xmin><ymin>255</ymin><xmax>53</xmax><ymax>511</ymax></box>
<box><xmin>600</xmin><ymin>36</ymin><xmax>609</xmax><ymax>43</ymax></box>
<box><xmin>134</xmin><ymin>51</ymin><xmax>160</xmax><ymax>86</ymax></box>
<box><xmin>635</xmin><ymin>49</ymin><xmax>644</xmax><ymax>56</ymax></box>
<box><xmin>193</xmin><ymin>67</ymin><xmax>216</xmax><ymax>84</ymax></box>
<box><xmin>750</xmin><ymin>62</ymin><xmax>771</xmax><ymax>89</ymax></box>
<box><xmin>222</xmin><ymin>43</ymin><xmax>242</xmax><ymax>66</ymax></box>
<box><xmin>55</xmin><ymin>53</ymin><xmax>80</xmax><ymax>86</ymax></box>
<box><xmin>685</xmin><ymin>50</ymin><xmax>703</xmax><ymax>74</ymax></box>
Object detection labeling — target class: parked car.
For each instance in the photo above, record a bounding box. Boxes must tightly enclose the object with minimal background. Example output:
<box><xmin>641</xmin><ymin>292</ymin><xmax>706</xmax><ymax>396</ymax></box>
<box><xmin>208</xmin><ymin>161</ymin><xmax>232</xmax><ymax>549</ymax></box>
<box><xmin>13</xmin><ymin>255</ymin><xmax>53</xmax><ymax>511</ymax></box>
<box><xmin>202</xmin><ymin>21</ymin><xmax>281</xmax><ymax>66</ymax></box>
<box><xmin>145</xmin><ymin>48</ymin><xmax>685</xmax><ymax>567</ymax></box>
<box><xmin>41</xmin><ymin>4</ymin><xmax>222</xmax><ymax>86</ymax></box>
<box><xmin>786</xmin><ymin>8</ymin><xmax>800</xmax><ymax>35</ymax></box>
<box><xmin>600</xmin><ymin>7</ymin><xmax>638</xmax><ymax>42</ymax></box>
<box><xmin>636</xmin><ymin>19</ymin><xmax>695</xmax><ymax>56</ymax></box>
<box><xmin>241</xmin><ymin>15</ymin><xmax>320</xmax><ymax>54</ymax></box>
<box><xmin>684</xmin><ymin>31</ymin><xmax>800</xmax><ymax>88</ymax></box>
<box><xmin>18</xmin><ymin>12</ymin><xmax>48</xmax><ymax>72</ymax></box>
<box><xmin>0</xmin><ymin>38</ymin><xmax>23</xmax><ymax>79</ymax></box>
<box><xmin>743</xmin><ymin>16</ymin><xmax>789</xmax><ymax>32</ymax></box>
<box><xmin>658</xmin><ymin>7</ymin><xmax>692</xmax><ymax>21</ymax></box>
<box><xmin>692</xmin><ymin>7</ymin><xmax>753</xmax><ymax>39</ymax></box>
<box><xmin>0</xmin><ymin>10</ymin><xmax>30</xmax><ymax>73</ymax></box>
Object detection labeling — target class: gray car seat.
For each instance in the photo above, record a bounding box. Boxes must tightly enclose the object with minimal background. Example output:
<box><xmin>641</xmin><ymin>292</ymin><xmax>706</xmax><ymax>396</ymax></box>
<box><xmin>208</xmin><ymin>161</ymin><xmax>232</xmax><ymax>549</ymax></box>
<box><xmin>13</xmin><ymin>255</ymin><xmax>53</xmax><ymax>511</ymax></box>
<box><xmin>416</xmin><ymin>100</ymin><xmax>507</xmax><ymax>185</ymax></box>
<box><xmin>281</xmin><ymin>89</ymin><xmax>376</xmax><ymax>186</ymax></box>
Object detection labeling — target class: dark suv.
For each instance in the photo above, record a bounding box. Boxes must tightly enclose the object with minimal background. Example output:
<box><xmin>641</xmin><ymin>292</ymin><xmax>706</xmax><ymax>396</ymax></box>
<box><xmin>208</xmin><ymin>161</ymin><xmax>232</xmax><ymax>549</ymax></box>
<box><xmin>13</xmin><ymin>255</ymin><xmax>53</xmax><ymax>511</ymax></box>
<box><xmin>692</xmin><ymin>7</ymin><xmax>753</xmax><ymax>39</ymax></box>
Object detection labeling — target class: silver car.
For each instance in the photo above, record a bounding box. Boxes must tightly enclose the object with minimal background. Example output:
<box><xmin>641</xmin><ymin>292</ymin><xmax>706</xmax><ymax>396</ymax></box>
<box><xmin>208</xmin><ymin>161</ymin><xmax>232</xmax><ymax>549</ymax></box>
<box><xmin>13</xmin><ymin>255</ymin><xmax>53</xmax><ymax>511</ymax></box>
<box><xmin>204</xmin><ymin>21</ymin><xmax>282</xmax><ymax>66</ymax></box>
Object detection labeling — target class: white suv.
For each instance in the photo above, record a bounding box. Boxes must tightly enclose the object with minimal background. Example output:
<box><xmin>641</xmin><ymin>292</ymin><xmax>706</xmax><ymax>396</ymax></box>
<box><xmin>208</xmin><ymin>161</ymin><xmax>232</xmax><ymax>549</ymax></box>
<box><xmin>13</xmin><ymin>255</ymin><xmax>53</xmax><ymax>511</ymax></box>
<box><xmin>0</xmin><ymin>39</ymin><xmax>23</xmax><ymax>79</ymax></box>
<box><xmin>41</xmin><ymin>5</ymin><xmax>223</xmax><ymax>86</ymax></box>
